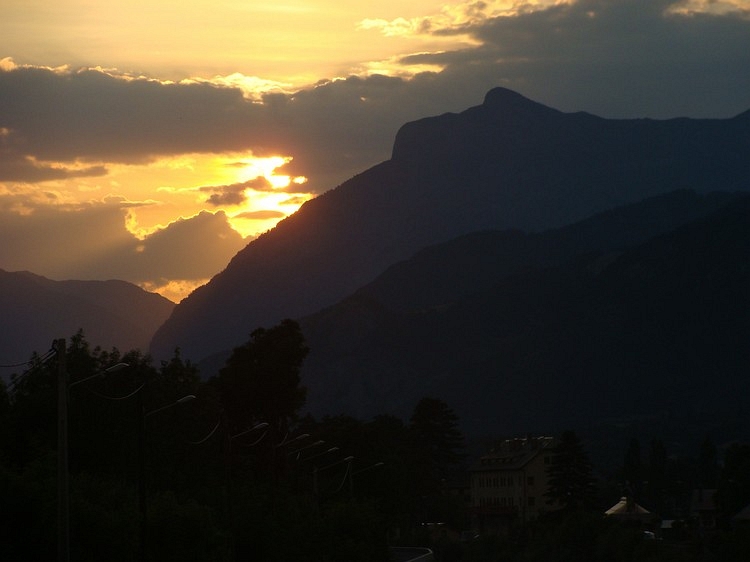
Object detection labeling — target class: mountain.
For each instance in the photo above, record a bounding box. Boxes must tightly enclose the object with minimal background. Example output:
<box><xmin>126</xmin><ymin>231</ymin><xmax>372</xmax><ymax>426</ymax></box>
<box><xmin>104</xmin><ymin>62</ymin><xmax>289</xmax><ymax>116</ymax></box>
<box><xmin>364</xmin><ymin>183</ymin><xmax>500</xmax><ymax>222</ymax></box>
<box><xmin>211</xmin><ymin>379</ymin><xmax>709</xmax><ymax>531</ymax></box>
<box><xmin>299</xmin><ymin>193</ymin><xmax>750</xmax><ymax>436</ymax></box>
<box><xmin>150</xmin><ymin>87</ymin><xmax>750</xmax><ymax>363</ymax></box>
<box><xmin>0</xmin><ymin>271</ymin><xmax>174</xmax><ymax>369</ymax></box>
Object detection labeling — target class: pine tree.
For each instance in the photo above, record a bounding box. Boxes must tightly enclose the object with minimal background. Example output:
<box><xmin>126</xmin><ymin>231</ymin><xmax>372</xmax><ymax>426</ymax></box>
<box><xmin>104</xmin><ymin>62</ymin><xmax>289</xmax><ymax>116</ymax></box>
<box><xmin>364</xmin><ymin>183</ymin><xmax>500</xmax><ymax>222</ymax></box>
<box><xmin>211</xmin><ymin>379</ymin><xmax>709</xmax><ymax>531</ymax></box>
<box><xmin>623</xmin><ymin>437</ymin><xmax>642</xmax><ymax>498</ymax></box>
<box><xmin>409</xmin><ymin>397</ymin><xmax>465</xmax><ymax>479</ymax></box>
<box><xmin>545</xmin><ymin>430</ymin><xmax>597</xmax><ymax>511</ymax></box>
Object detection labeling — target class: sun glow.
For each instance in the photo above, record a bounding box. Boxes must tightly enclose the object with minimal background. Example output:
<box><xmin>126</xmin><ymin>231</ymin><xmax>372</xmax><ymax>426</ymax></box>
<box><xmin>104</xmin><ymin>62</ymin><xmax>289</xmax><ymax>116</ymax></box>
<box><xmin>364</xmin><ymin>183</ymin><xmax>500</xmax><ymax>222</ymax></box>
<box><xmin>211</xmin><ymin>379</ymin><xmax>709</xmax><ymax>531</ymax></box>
<box><xmin>95</xmin><ymin>152</ymin><xmax>312</xmax><ymax>241</ymax></box>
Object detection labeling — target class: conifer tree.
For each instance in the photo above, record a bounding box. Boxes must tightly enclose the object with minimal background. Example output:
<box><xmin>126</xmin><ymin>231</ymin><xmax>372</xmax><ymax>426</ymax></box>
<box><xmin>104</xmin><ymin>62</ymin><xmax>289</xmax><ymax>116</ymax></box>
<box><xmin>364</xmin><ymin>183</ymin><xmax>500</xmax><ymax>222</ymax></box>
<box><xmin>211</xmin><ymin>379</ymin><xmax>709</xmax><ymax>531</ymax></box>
<box><xmin>545</xmin><ymin>430</ymin><xmax>597</xmax><ymax>510</ymax></box>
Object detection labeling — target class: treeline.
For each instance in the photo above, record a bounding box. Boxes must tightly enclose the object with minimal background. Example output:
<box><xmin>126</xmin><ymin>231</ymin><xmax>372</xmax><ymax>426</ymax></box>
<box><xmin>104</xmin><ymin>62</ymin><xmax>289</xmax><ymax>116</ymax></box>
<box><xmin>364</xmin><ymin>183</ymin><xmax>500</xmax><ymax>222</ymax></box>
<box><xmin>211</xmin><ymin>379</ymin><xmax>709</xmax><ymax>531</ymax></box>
<box><xmin>0</xmin><ymin>323</ymin><xmax>467</xmax><ymax>562</ymax></box>
<box><xmin>3</xmin><ymin>322</ymin><xmax>750</xmax><ymax>562</ymax></box>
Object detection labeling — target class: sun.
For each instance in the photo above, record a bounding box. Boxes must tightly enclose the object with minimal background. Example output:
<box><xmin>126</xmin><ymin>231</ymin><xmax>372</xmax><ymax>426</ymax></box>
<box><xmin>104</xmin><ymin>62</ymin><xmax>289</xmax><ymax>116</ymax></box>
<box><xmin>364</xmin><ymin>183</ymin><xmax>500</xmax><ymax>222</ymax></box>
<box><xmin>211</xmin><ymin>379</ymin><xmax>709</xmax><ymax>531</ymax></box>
<box><xmin>237</xmin><ymin>155</ymin><xmax>291</xmax><ymax>183</ymax></box>
<box><xmin>226</xmin><ymin>155</ymin><xmax>314</xmax><ymax>238</ymax></box>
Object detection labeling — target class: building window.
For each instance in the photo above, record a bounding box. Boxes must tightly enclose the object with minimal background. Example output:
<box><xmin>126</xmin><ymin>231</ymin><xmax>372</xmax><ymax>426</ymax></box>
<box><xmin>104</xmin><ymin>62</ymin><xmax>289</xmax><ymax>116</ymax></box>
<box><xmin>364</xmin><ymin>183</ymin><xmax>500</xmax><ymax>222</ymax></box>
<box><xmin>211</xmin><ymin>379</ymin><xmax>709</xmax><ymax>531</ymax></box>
<box><xmin>528</xmin><ymin>497</ymin><xmax>536</xmax><ymax>507</ymax></box>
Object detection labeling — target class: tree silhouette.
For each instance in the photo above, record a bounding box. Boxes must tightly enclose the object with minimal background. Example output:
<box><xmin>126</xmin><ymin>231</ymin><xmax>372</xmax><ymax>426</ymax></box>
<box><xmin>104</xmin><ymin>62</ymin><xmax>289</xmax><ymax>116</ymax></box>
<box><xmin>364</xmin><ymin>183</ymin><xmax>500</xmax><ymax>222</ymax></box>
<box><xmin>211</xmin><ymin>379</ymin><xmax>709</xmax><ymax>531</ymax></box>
<box><xmin>646</xmin><ymin>438</ymin><xmax>667</xmax><ymax>513</ymax></box>
<box><xmin>697</xmin><ymin>435</ymin><xmax>718</xmax><ymax>489</ymax></box>
<box><xmin>545</xmin><ymin>430</ymin><xmax>597</xmax><ymax>511</ymax></box>
<box><xmin>623</xmin><ymin>437</ymin><xmax>642</xmax><ymax>499</ymax></box>
<box><xmin>214</xmin><ymin>319</ymin><xmax>309</xmax><ymax>438</ymax></box>
<box><xmin>409</xmin><ymin>397</ymin><xmax>465</xmax><ymax>479</ymax></box>
<box><xmin>716</xmin><ymin>443</ymin><xmax>750</xmax><ymax>518</ymax></box>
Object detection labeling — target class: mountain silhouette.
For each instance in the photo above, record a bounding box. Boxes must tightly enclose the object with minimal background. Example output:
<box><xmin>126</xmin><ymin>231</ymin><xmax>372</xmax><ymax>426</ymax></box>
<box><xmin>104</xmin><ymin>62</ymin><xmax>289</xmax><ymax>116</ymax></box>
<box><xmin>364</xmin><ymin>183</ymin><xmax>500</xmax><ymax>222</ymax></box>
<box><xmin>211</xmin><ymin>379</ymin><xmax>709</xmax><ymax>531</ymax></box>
<box><xmin>150</xmin><ymin>87</ymin><xmax>750</xmax><ymax>363</ymax></box>
<box><xmin>0</xmin><ymin>270</ymin><xmax>174</xmax><ymax>370</ymax></box>
<box><xmin>299</xmin><ymin>193</ymin><xmax>750</xmax><ymax>436</ymax></box>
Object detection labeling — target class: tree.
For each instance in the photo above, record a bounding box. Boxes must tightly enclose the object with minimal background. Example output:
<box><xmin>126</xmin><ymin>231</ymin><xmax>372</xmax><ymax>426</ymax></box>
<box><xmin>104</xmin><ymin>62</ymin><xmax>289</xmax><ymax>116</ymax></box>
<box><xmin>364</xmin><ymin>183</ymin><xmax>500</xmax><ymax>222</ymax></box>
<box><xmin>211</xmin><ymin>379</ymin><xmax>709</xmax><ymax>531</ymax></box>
<box><xmin>697</xmin><ymin>435</ymin><xmax>718</xmax><ymax>489</ymax></box>
<box><xmin>646</xmin><ymin>439</ymin><xmax>667</xmax><ymax>513</ymax></box>
<box><xmin>214</xmin><ymin>319</ymin><xmax>309</xmax><ymax>438</ymax></box>
<box><xmin>715</xmin><ymin>443</ymin><xmax>750</xmax><ymax>518</ymax></box>
<box><xmin>545</xmin><ymin>430</ymin><xmax>597</xmax><ymax>511</ymax></box>
<box><xmin>409</xmin><ymin>397</ymin><xmax>465</xmax><ymax>482</ymax></box>
<box><xmin>623</xmin><ymin>438</ymin><xmax>642</xmax><ymax>499</ymax></box>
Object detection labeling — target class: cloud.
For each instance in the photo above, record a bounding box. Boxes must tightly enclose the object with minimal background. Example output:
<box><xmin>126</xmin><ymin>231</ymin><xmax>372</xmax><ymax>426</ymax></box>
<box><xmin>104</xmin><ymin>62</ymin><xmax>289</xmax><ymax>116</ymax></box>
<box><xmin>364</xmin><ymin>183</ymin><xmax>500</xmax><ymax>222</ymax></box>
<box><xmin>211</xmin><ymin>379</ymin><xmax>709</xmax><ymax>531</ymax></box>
<box><xmin>234</xmin><ymin>209</ymin><xmax>286</xmax><ymax>220</ymax></box>
<box><xmin>201</xmin><ymin>182</ymin><xmax>251</xmax><ymax>206</ymax></box>
<box><xmin>0</xmin><ymin>201</ymin><xmax>246</xmax><ymax>298</ymax></box>
<box><xmin>2</xmin><ymin>1</ymin><xmax>749</xmax><ymax>196</ymax></box>
<box><xmin>0</xmin><ymin>149</ymin><xmax>108</xmax><ymax>182</ymax></box>
<box><xmin>127</xmin><ymin>210</ymin><xmax>246</xmax><ymax>280</ymax></box>
<box><xmin>0</xmin><ymin>62</ymin><xmax>490</xmax><ymax>194</ymax></box>
<box><xmin>0</xmin><ymin>65</ymin><xmax>255</xmax><ymax>164</ymax></box>
<box><xmin>399</xmin><ymin>0</ymin><xmax>750</xmax><ymax>117</ymax></box>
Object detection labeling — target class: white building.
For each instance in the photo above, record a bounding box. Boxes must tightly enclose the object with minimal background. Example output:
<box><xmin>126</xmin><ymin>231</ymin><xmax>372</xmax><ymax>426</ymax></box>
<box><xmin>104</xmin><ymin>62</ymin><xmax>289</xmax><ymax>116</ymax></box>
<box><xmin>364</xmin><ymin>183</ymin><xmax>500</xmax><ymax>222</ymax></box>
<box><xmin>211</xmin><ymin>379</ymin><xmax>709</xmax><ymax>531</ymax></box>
<box><xmin>469</xmin><ymin>435</ymin><xmax>559</xmax><ymax>534</ymax></box>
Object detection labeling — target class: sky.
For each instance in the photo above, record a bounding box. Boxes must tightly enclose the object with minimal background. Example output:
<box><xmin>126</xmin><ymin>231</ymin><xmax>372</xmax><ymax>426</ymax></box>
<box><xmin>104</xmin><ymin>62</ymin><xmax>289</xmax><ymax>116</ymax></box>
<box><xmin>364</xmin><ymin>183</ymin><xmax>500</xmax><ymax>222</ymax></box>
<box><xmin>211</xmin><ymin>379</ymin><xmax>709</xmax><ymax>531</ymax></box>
<box><xmin>1</xmin><ymin>0</ymin><xmax>749</xmax><ymax>302</ymax></box>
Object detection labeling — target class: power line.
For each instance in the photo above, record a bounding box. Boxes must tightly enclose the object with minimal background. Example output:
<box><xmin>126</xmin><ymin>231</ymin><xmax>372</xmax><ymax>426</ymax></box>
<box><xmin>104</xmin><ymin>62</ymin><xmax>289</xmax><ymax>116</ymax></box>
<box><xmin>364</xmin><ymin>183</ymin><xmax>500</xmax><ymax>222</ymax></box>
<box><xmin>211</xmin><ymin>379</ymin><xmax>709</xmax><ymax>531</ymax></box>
<box><xmin>5</xmin><ymin>346</ymin><xmax>58</xmax><ymax>396</ymax></box>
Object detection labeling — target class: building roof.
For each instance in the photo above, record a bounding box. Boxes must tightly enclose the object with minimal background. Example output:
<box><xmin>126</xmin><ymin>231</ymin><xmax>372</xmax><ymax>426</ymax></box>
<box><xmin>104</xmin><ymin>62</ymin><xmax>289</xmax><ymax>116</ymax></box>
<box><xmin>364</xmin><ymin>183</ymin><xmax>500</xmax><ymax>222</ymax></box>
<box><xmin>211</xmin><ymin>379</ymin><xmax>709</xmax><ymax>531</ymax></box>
<box><xmin>471</xmin><ymin>436</ymin><xmax>555</xmax><ymax>472</ymax></box>
<box><xmin>605</xmin><ymin>497</ymin><xmax>652</xmax><ymax>518</ymax></box>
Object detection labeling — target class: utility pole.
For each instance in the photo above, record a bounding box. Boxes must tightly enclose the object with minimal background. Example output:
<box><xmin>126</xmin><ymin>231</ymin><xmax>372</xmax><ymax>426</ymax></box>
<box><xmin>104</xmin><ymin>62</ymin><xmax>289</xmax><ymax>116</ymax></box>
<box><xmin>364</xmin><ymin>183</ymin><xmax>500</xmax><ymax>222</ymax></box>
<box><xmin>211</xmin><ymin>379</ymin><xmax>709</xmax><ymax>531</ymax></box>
<box><xmin>138</xmin><ymin>390</ymin><xmax>147</xmax><ymax>562</ymax></box>
<box><xmin>56</xmin><ymin>338</ymin><xmax>70</xmax><ymax>562</ymax></box>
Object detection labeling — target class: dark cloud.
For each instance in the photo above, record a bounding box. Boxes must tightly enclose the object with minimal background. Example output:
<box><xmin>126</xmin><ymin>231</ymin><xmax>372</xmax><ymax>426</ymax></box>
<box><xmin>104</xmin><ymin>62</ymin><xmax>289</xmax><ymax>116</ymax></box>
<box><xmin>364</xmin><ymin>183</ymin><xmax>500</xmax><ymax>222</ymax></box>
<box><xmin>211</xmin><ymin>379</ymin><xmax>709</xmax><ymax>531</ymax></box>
<box><xmin>1</xmin><ymin>1</ymin><xmax>748</xmax><ymax>195</ymax></box>
<box><xmin>0</xmin><ymin>146</ymin><xmax>107</xmax><ymax>182</ymax></box>
<box><xmin>0</xmin><ymin>67</ymin><xmax>253</xmax><ymax>163</ymax></box>
<box><xmin>127</xmin><ymin>211</ymin><xmax>246</xmax><ymax>280</ymax></box>
<box><xmin>0</xmin><ymin>203</ymin><xmax>246</xmax><ymax>287</ymax></box>
<box><xmin>201</xmin><ymin>176</ymin><xmax>280</xmax><ymax>206</ymax></box>
<box><xmin>242</xmin><ymin>176</ymin><xmax>276</xmax><ymax>192</ymax></box>
<box><xmin>0</xmin><ymin>66</ymin><xmax>482</xmax><ymax>193</ymax></box>
<box><xmin>421</xmin><ymin>0</ymin><xmax>750</xmax><ymax>118</ymax></box>
<box><xmin>206</xmin><ymin>190</ymin><xmax>245</xmax><ymax>206</ymax></box>
<box><xmin>202</xmin><ymin>183</ymin><xmax>249</xmax><ymax>206</ymax></box>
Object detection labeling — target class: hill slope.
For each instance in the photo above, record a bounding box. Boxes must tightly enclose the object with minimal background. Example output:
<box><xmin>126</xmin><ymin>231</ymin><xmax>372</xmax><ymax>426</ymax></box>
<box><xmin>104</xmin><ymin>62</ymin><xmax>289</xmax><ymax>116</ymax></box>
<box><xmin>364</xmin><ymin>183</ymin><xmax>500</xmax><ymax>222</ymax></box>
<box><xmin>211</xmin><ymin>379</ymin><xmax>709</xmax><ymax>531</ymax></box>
<box><xmin>0</xmin><ymin>271</ymin><xmax>174</xmax><ymax>367</ymax></box>
<box><xmin>300</xmin><ymin>193</ymin><xmax>750</xmax><ymax>436</ymax></box>
<box><xmin>150</xmin><ymin>87</ymin><xmax>750</xmax><ymax>362</ymax></box>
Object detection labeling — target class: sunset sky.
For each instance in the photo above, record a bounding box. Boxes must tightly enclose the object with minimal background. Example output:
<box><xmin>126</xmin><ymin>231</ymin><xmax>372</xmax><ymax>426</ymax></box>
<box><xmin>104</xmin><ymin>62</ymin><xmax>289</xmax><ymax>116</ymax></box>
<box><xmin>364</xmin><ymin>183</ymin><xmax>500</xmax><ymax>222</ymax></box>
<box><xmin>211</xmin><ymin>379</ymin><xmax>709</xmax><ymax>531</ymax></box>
<box><xmin>2</xmin><ymin>0</ymin><xmax>749</xmax><ymax>302</ymax></box>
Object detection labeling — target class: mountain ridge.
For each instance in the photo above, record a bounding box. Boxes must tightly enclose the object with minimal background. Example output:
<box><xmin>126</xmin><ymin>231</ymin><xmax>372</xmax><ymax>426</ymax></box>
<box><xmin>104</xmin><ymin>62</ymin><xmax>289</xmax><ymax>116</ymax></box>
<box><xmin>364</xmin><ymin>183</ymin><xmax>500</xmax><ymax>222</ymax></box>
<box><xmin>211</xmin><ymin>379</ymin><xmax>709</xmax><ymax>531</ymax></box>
<box><xmin>298</xmin><ymin>192</ymin><xmax>750</xmax><ymax>435</ymax></box>
<box><xmin>150</xmin><ymin>87</ymin><xmax>750</xmax><ymax>363</ymax></box>
<box><xmin>0</xmin><ymin>270</ymin><xmax>174</xmax><ymax>370</ymax></box>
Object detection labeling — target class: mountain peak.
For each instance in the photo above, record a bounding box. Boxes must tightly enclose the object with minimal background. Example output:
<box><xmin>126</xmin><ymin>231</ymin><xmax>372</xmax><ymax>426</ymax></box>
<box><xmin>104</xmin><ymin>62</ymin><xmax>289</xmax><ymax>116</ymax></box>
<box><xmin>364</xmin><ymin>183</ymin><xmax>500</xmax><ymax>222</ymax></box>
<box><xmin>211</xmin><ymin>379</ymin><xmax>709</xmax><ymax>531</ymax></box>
<box><xmin>481</xmin><ymin>87</ymin><xmax>561</xmax><ymax>118</ymax></box>
<box><xmin>151</xmin><ymin>88</ymin><xmax>750</xmax><ymax>363</ymax></box>
<box><xmin>483</xmin><ymin>87</ymin><xmax>534</xmax><ymax>107</ymax></box>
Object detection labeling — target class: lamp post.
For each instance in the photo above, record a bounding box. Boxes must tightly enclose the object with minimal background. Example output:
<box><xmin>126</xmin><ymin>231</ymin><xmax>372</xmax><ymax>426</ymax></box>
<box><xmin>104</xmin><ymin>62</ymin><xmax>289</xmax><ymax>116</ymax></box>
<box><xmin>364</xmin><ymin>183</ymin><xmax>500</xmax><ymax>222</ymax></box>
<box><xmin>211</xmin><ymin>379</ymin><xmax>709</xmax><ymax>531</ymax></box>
<box><xmin>56</xmin><ymin>338</ymin><xmax>129</xmax><ymax>562</ymax></box>
<box><xmin>224</xmin><ymin>421</ymin><xmax>268</xmax><ymax>561</ymax></box>
<box><xmin>57</xmin><ymin>339</ymin><xmax>68</xmax><ymax>562</ymax></box>
<box><xmin>350</xmin><ymin>462</ymin><xmax>385</xmax><ymax>497</ymax></box>
<box><xmin>313</xmin><ymin>455</ymin><xmax>354</xmax><ymax>507</ymax></box>
<box><xmin>138</xmin><ymin>392</ymin><xmax>196</xmax><ymax>562</ymax></box>
<box><xmin>288</xmin><ymin>440</ymin><xmax>325</xmax><ymax>461</ymax></box>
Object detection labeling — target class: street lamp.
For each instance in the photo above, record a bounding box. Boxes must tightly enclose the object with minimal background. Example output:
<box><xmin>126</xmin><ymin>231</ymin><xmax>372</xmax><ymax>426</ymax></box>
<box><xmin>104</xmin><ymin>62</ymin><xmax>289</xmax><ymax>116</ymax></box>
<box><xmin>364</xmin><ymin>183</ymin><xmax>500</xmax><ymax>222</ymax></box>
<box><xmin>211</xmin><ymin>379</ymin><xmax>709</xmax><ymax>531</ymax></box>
<box><xmin>56</xmin><ymin>338</ymin><xmax>129</xmax><ymax>562</ymax></box>
<box><xmin>224</xmin><ymin>421</ymin><xmax>269</xmax><ymax>561</ymax></box>
<box><xmin>313</xmin><ymin>455</ymin><xmax>354</xmax><ymax>506</ymax></box>
<box><xmin>138</xmin><ymin>392</ymin><xmax>196</xmax><ymax>562</ymax></box>
<box><xmin>274</xmin><ymin>432</ymin><xmax>310</xmax><ymax>448</ymax></box>
<box><xmin>350</xmin><ymin>462</ymin><xmax>385</xmax><ymax>497</ymax></box>
<box><xmin>304</xmin><ymin>446</ymin><xmax>340</xmax><ymax>463</ymax></box>
<box><xmin>288</xmin><ymin>440</ymin><xmax>325</xmax><ymax>460</ymax></box>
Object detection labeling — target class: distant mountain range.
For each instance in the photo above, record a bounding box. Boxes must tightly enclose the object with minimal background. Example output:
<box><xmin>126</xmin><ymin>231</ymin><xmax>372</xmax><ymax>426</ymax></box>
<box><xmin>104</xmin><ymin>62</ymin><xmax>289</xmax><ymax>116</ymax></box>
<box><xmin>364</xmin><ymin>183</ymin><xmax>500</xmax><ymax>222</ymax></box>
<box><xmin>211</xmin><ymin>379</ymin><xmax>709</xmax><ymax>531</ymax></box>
<box><xmin>298</xmin><ymin>190</ymin><xmax>750</xmax><ymax>436</ymax></box>
<box><xmin>5</xmin><ymin>87</ymin><xmax>748</xmax><ymax>441</ymax></box>
<box><xmin>0</xmin><ymin>271</ymin><xmax>174</xmax><ymax>373</ymax></box>
<box><xmin>150</xmin><ymin>87</ymin><xmax>750</xmax><ymax>366</ymax></box>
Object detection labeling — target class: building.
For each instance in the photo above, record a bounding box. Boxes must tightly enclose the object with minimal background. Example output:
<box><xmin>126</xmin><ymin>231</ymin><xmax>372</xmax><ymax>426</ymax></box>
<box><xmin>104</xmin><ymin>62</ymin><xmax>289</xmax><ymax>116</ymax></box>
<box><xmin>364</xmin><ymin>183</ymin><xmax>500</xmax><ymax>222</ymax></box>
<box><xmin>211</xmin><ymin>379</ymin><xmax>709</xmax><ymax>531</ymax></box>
<box><xmin>469</xmin><ymin>435</ymin><xmax>558</xmax><ymax>534</ymax></box>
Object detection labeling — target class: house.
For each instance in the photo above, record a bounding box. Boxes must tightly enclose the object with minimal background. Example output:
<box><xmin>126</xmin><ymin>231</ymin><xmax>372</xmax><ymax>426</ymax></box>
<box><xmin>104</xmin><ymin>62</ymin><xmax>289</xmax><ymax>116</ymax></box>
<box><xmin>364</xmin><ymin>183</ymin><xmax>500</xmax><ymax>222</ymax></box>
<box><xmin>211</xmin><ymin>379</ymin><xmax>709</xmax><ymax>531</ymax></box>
<box><xmin>468</xmin><ymin>435</ymin><xmax>558</xmax><ymax>534</ymax></box>
<box><xmin>690</xmin><ymin>489</ymin><xmax>717</xmax><ymax>529</ymax></box>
